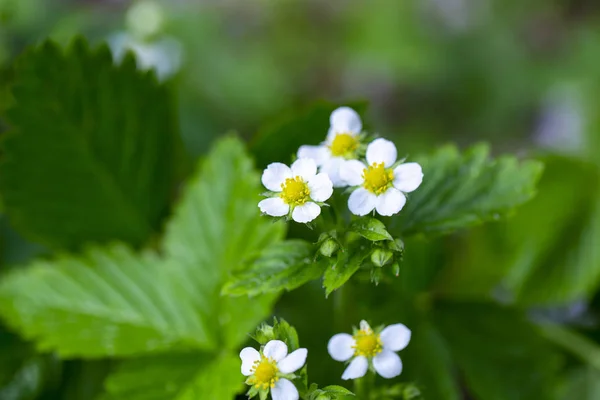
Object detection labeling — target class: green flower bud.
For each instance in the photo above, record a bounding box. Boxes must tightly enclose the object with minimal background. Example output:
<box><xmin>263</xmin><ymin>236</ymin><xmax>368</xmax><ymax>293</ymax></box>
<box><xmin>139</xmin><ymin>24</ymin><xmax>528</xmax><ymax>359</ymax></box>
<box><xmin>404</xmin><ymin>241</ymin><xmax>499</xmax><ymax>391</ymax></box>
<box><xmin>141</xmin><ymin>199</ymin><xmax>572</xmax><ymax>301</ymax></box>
<box><xmin>371</xmin><ymin>267</ymin><xmax>383</xmax><ymax>285</ymax></box>
<box><xmin>254</xmin><ymin>323</ymin><xmax>275</xmax><ymax>344</ymax></box>
<box><xmin>371</xmin><ymin>248</ymin><xmax>393</xmax><ymax>267</ymax></box>
<box><xmin>391</xmin><ymin>262</ymin><xmax>401</xmax><ymax>277</ymax></box>
<box><xmin>319</xmin><ymin>238</ymin><xmax>339</xmax><ymax>257</ymax></box>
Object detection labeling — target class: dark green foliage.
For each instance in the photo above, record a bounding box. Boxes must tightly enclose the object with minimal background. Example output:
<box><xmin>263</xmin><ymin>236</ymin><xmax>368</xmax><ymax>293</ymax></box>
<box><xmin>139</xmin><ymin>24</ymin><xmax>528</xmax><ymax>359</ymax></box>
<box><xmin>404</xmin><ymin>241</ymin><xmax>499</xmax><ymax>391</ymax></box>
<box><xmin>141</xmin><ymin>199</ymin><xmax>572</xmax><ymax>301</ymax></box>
<box><xmin>250</xmin><ymin>101</ymin><xmax>367</xmax><ymax>168</ymax></box>
<box><xmin>434</xmin><ymin>302</ymin><xmax>563</xmax><ymax>400</ymax></box>
<box><xmin>390</xmin><ymin>144</ymin><xmax>543</xmax><ymax>237</ymax></box>
<box><xmin>0</xmin><ymin>38</ymin><xmax>182</xmax><ymax>250</ymax></box>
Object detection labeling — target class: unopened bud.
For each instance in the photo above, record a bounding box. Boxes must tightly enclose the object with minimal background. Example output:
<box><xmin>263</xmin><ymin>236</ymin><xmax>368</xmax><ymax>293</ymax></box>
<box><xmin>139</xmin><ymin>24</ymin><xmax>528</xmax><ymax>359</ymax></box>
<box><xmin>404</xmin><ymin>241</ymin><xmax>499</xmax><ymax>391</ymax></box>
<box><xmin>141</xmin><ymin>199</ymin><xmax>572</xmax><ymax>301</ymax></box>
<box><xmin>371</xmin><ymin>248</ymin><xmax>393</xmax><ymax>267</ymax></box>
<box><xmin>371</xmin><ymin>267</ymin><xmax>383</xmax><ymax>285</ymax></box>
<box><xmin>388</xmin><ymin>238</ymin><xmax>405</xmax><ymax>253</ymax></box>
<box><xmin>391</xmin><ymin>262</ymin><xmax>401</xmax><ymax>277</ymax></box>
<box><xmin>254</xmin><ymin>323</ymin><xmax>275</xmax><ymax>344</ymax></box>
<box><xmin>319</xmin><ymin>238</ymin><xmax>339</xmax><ymax>258</ymax></box>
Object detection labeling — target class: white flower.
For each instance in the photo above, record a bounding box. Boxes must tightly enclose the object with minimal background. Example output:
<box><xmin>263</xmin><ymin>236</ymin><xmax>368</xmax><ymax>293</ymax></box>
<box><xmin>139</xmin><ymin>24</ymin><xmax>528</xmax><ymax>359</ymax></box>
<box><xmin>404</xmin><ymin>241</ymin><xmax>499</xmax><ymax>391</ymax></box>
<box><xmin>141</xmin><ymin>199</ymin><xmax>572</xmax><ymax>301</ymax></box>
<box><xmin>240</xmin><ymin>340</ymin><xmax>308</xmax><ymax>400</ymax></box>
<box><xmin>297</xmin><ymin>107</ymin><xmax>364</xmax><ymax>187</ymax></box>
<box><xmin>328</xmin><ymin>320</ymin><xmax>411</xmax><ymax>380</ymax></box>
<box><xmin>341</xmin><ymin>138</ymin><xmax>423</xmax><ymax>217</ymax></box>
<box><xmin>258</xmin><ymin>158</ymin><xmax>333</xmax><ymax>223</ymax></box>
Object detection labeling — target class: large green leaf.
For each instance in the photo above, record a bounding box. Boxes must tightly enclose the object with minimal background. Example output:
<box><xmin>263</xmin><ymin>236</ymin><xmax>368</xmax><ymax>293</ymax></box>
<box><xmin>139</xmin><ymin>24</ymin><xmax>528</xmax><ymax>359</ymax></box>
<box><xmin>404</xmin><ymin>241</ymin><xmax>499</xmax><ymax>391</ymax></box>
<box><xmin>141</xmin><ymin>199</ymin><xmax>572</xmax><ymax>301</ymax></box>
<box><xmin>162</xmin><ymin>135</ymin><xmax>284</xmax><ymax>348</ymax></box>
<box><xmin>0</xmin><ymin>137</ymin><xmax>283</xmax><ymax>357</ymax></box>
<box><xmin>0</xmin><ymin>38</ymin><xmax>181</xmax><ymax>249</ymax></box>
<box><xmin>222</xmin><ymin>240</ymin><xmax>325</xmax><ymax>297</ymax></box>
<box><xmin>0</xmin><ymin>244</ymin><xmax>215</xmax><ymax>358</ymax></box>
<box><xmin>389</xmin><ymin>144</ymin><xmax>543</xmax><ymax>237</ymax></box>
<box><xmin>102</xmin><ymin>353</ymin><xmax>242</xmax><ymax>400</ymax></box>
<box><xmin>435</xmin><ymin>302</ymin><xmax>563</xmax><ymax>400</ymax></box>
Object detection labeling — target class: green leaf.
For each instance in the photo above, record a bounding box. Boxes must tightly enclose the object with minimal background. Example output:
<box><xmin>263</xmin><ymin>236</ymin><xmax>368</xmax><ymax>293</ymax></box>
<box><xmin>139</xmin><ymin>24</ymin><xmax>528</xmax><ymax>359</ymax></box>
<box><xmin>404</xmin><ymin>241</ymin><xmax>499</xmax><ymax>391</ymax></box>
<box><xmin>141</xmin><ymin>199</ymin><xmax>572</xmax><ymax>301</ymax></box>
<box><xmin>0</xmin><ymin>244</ymin><xmax>215</xmax><ymax>358</ymax></box>
<box><xmin>390</xmin><ymin>144</ymin><xmax>543</xmax><ymax>236</ymax></box>
<box><xmin>162</xmin><ymin>136</ymin><xmax>284</xmax><ymax>349</ymax></box>
<box><xmin>102</xmin><ymin>353</ymin><xmax>242</xmax><ymax>400</ymax></box>
<box><xmin>222</xmin><ymin>240</ymin><xmax>324</xmax><ymax>296</ymax></box>
<box><xmin>320</xmin><ymin>385</ymin><xmax>354</xmax><ymax>395</ymax></box>
<box><xmin>349</xmin><ymin>217</ymin><xmax>393</xmax><ymax>241</ymax></box>
<box><xmin>323</xmin><ymin>248</ymin><xmax>369</xmax><ymax>297</ymax></box>
<box><xmin>250</xmin><ymin>101</ymin><xmax>367</xmax><ymax>169</ymax></box>
<box><xmin>0</xmin><ymin>38</ymin><xmax>182</xmax><ymax>249</ymax></box>
<box><xmin>434</xmin><ymin>302</ymin><xmax>562</xmax><ymax>400</ymax></box>
<box><xmin>0</xmin><ymin>136</ymin><xmax>284</xmax><ymax>357</ymax></box>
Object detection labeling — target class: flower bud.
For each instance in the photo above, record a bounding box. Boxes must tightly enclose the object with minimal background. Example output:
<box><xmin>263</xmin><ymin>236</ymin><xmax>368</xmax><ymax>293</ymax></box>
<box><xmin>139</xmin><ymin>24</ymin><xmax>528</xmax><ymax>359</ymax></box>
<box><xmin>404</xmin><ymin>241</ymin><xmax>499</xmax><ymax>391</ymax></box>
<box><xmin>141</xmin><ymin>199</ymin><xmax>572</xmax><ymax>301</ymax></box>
<box><xmin>371</xmin><ymin>267</ymin><xmax>383</xmax><ymax>285</ymax></box>
<box><xmin>371</xmin><ymin>248</ymin><xmax>393</xmax><ymax>267</ymax></box>
<box><xmin>319</xmin><ymin>238</ymin><xmax>339</xmax><ymax>258</ymax></box>
<box><xmin>391</xmin><ymin>262</ymin><xmax>401</xmax><ymax>277</ymax></box>
<box><xmin>254</xmin><ymin>323</ymin><xmax>275</xmax><ymax>344</ymax></box>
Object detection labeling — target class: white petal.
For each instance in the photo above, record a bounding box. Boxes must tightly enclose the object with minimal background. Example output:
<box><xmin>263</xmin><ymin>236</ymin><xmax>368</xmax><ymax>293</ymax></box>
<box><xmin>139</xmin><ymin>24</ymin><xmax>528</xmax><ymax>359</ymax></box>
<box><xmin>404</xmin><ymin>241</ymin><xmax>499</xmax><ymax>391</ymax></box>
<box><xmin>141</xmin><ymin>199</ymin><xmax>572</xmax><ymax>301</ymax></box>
<box><xmin>330</xmin><ymin>106</ymin><xmax>362</xmax><ymax>134</ymax></box>
<box><xmin>291</xmin><ymin>158</ymin><xmax>317</xmax><ymax>180</ymax></box>
<box><xmin>258</xmin><ymin>197</ymin><xmax>289</xmax><ymax>217</ymax></box>
<box><xmin>373</xmin><ymin>350</ymin><xmax>403</xmax><ymax>379</ymax></box>
<box><xmin>321</xmin><ymin>157</ymin><xmax>348</xmax><ymax>187</ymax></box>
<box><xmin>271</xmin><ymin>378</ymin><xmax>299</xmax><ymax>400</ymax></box>
<box><xmin>359</xmin><ymin>320</ymin><xmax>371</xmax><ymax>332</ymax></box>
<box><xmin>297</xmin><ymin>145</ymin><xmax>330</xmax><ymax>166</ymax></box>
<box><xmin>262</xmin><ymin>163</ymin><xmax>292</xmax><ymax>192</ymax></box>
<box><xmin>393</xmin><ymin>162</ymin><xmax>423</xmax><ymax>193</ymax></box>
<box><xmin>342</xmin><ymin>356</ymin><xmax>368</xmax><ymax>380</ymax></box>
<box><xmin>240</xmin><ymin>347</ymin><xmax>261</xmax><ymax>376</ymax></box>
<box><xmin>263</xmin><ymin>340</ymin><xmax>288</xmax><ymax>362</ymax></box>
<box><xmin>380</xmin><ymin>323</ymin><xmax>412</xmax><ymax>351</ymax></box>
<box><xmin>366</xmin><ymin>138</ymin><xmax>397</xmax><ymax>167</ymax></box>
<box><xmin>308</xmin><ymin>173</ymin><xmax>333</xmax><ymax>202</ymax></box>
<box><xmin>291</xmin><ymin>202</ymin><xmax>321</xmax><ymax>223</ymax></box>
<box><xmin>348</xmin><ymin>188</ymin><xmax>377</xmax><ymax>216</ymax></box>
<box><xmin>375</xmin><ymin>188</ymin><xmax>406</xmax><ymax>217</ymax></box>
<box><xmin>327</xmin><ymin>333</ymin><xmax>355</xmax><ymax>362</ymax></box>
<box><xmin>278</xmin><ymin>348</ymin><xmax>308</xmax><ymax>374</ymax></box>
<box><xmin>340</xmin><ymin>160</ymin><xmax>366</xmax><ymax>187</ymax></box>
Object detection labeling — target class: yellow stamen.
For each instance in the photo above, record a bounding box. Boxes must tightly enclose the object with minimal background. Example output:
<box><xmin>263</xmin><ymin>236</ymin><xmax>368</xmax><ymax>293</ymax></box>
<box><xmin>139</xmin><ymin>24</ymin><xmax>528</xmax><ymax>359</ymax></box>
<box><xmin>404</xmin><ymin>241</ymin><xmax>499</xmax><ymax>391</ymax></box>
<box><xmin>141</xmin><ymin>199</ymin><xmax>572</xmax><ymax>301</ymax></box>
<box><xmin>248</xmin><ymin>357</ymin><xmax>280</xmax><ymax>390</ymax></box>
<box><xmin>363</xmin><ymin>162</ymin><xmax>394</xmax><ymax>195</ymax></box>
<box><xmin>352</xmin><ymin>328</ymin><xmax>383</xmax><ymax>358</ymax></box>
<box><xmin>280</xmin><ymin>176</ymin><xmax>310</xmax><ymax>206</ymax></box>
<box><xmin>330</xmin><ymin>133</ymin><xmax>359</xmax><ymax>157</ymax></box>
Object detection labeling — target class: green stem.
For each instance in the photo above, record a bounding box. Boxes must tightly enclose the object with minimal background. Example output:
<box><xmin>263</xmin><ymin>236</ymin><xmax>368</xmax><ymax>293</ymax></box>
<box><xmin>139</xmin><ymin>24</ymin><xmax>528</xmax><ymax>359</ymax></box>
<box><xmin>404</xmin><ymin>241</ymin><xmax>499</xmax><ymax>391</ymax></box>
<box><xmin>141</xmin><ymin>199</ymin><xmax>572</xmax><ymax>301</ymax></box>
<box><xmin>333</xmin><ymin>283</ymin><xmax>346</xmax><ymax>332</ymax></box>
<box><xmin>353</xmin><ymin>373</ymin><xmax>374</xmax><ymax>399</ymax></box>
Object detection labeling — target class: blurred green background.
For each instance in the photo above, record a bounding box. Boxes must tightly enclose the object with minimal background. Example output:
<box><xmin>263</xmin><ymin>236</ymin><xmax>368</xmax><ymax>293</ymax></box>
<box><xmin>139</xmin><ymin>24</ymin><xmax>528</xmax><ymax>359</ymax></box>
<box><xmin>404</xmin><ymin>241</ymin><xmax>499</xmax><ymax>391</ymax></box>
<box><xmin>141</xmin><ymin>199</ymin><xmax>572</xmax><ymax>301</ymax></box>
<box><xmin>2</xmin><ymin>0</ymin><xmax>600</xmax><ymax>399</ymax></box>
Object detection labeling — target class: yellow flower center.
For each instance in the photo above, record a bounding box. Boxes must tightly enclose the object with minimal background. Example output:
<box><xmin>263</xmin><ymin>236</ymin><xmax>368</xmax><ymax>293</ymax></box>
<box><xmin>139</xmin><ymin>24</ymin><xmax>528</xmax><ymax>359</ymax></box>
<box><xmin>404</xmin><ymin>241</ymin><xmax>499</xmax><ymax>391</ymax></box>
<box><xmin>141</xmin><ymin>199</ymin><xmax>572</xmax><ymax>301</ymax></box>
<box><xmin>280</xmin><ymin>176</ymin><xmax>310</xmax><ymax>206</ymax></box>
<box><xmin>353</xmin><ymin>329</ymin><xmax>383</xmax><ymax>358</ymax></box>
<box><xmin>249</xmin><ymin>358</ymin><xmax>279</xmax><ymax>390</ymax></box>
<box><xmin>363</xmin><ymin>162</ymin><xmax>394</xmax><ymax>195</ymax></box>
<box><xmin>330</xmin><ymin>133</ymin><xmax>359</xmax><ymax>157</ymax></box>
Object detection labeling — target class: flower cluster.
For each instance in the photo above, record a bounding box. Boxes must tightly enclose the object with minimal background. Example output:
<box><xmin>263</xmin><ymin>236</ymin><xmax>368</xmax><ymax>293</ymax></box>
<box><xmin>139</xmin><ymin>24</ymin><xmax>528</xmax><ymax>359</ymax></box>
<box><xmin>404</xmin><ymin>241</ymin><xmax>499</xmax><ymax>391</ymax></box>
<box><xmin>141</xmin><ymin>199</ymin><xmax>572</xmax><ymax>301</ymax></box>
<box><xmin>258</xmin><ymin>107</ymin><xmax>423</xmax><ymax>223</ymax></box>
<box><xmin>240</xmin><ymin>320</ymin><xmax>411</xmax><ymax>399</ymax></box>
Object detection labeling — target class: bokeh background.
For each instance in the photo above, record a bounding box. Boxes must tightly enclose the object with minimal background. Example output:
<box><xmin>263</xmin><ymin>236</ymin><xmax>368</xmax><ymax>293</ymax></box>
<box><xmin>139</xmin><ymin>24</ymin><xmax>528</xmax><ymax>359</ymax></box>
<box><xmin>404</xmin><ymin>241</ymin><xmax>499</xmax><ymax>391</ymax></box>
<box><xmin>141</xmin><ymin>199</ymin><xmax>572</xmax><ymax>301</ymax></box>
<box><xmin>2</xmin><ymin>0</ymin><xmax>600</xmax><ymax>399</ymax></box>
